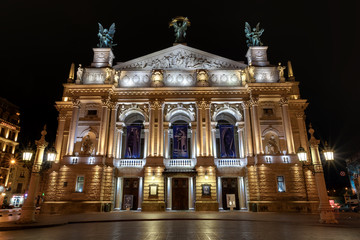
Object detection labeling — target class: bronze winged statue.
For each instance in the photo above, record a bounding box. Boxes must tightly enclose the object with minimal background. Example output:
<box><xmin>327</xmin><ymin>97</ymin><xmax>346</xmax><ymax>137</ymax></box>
<box><xmin>245</xmin><ymin>22</ymin><xmax>264</xmax><ymax>47</ymax></box>
<box><xmin>169</xmin><ymin>17</ymin><xmax>191</xmax><ymax>43</ymax></box>
<box><xmin>97</xmin><ymin>23</ymin><xmax>117</xmax><ymax>49</ymax></box>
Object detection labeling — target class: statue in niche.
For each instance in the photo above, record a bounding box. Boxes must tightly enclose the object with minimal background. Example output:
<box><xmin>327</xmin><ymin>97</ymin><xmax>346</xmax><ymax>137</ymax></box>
<box><xmin>245</xmin><ymin>22</ymin><xmax>264</xmax><ymax>47</ymax></box>
<box><xmin>76</xmin><ymin>64</ymin><xmax>83</xmax><ymax>81</ymax></box>
<box><xmin>169</xmin><ymin>17</ymin><xmax>191</xmax><ymax>43</ymax></box>
<box><xmin>265</xmin><ymin>135</ymin><xmax>280</xmax><ymax>154</ymax></box>
<box><xmin>81</xmin><ymin>135</ymin><xmax>95</xmax><ymax>155</ymax></box>
<box><xmin>97</xmin><ymin>23</ymin><xmax>117</xmax><ymax>49</ymax></box>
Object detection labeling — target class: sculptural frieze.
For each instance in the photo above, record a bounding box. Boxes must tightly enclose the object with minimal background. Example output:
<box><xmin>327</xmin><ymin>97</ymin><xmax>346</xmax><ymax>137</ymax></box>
<box><xmin>119</xmin><ymin>49</ymin><xmax>240</xmax><ymax>70</ymax></box>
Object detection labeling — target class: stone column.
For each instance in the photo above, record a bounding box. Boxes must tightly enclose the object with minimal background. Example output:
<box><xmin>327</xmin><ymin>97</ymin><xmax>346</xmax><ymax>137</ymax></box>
<box><xmin>191</xmin><ymin>123</ymin><xmax>197</xmax><ymax>158</ymax></box>
<box><xmin>211</xmin><ymin>122</ymin><xmax>217</xmax><ymax>158</ymax></box>
<box><xmin>115</xmin><ymin>124</ymin><xmax>124</xmax><ymax>159</ymax></box>
<box><xmin>67</xmin><ymin>99</ymin><xmax>80</xmax><ymax>155</ymax></box>
<box><xmin>55</xmin><ymin>114</ymin><xmax>66</xmax><ymax>162</ymax></box>
<box><xmin>157</xmin><ymin>101</ymin><xmax>164</xmax><ymax>157</ymax></box>
<box><xmin>296</xmin><ymin>112</ymin><xmax>308</xmax><ymax>152</ymax></box>
<box><xmin>217</xmin><ymin>177</ymin><xmax>223</xmax><ymax>210</ymax></box>
<box><xmin>197</xmin><ymin>99</ymin><xmax>211</xmax><ymax>156</ymax></box>
<box><xmin>138</xmin><ymin>177</ymin><xmax>143</xmax><ymax>210</ymax></box>
<box><xmin>107</xmin><ymin>103</ymin><xmax>118</xmax><ymax>157</ymax></box>
<box><xmin>167</xmin><ymin>177</ymin><xmax>172</xmax><ymax>210</ymax></box>
<box><xmin>239</xmin><ymin>176</ymin><xmax>247</xmax><ymax>209</ymax></box>
<box><xmin>236</xmin><ymin>123</ymin><xmax>245</xmax><ymax>158</ymax></box>
<box><xmin>308</xmin><ymin>126</ymin><xmax>338</xmax><ymax>224</ymax></box>
<box><xmin>242</xmin><ymin>102</ymin><xmax>253</xmax><ymax>156</ymax></box>
<box><xmin>280</xmin><ymin>97</ymin><xmax>295</xmax><ymax>154</ymax></box>
<box><xmin>148</xmin><ymin>100</ymin><xmax>157</xmax><ymax>156</ymax></box>
<box><xmin>143</xmin><ymin>123</ymin><xmax>149</xmax><ymax>158</ymax></box>
<box><xmin>205</xmin><ymin>103</ymin><xmax>212</xmax><ymax>156</ymax></box>
<box><xmin>98</xmin><ymin>99</ymin><xmax>111</xmax><ymax>156</ymax></box>
<box><xmin>250</xmin><ymin>97</ymin><xmax>262</xmax><ymax>154</ymax></box>
<box><xmin>164</xmin><ymin>122</ymin><xmax>170</xmax><ymax>159</ymax></box>
<box><xmin>115</xmin><ymin>177</ymin><xmax>123</xmax><ymax>209</ymax></box>
<box><xmin>196</xmin><ymin>101</ymin><xmax>204</xmax><ymax>156</ymax></box>
<box><xmin>189</xmin><ymin>176</ymin><xmax>194</xmax><ymax>210</ymax></box>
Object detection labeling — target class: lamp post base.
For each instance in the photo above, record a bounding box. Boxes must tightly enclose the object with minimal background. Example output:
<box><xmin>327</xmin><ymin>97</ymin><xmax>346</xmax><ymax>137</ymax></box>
<box><xmin>319</xmin><ymin>206</ymin><xmax>338</xmax><ymax>224</ymax></box>
<box><xmin>17</xmin><ymin>206</ymin><xmax>36</xmax><ymax>224</ymax></box>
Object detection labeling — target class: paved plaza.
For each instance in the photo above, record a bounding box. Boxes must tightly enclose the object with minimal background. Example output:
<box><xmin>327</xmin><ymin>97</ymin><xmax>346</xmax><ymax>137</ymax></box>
<box><xmin>0</xmin><ymin>211</ymin><xmax>360</xmax><ymax>239</ymax></box>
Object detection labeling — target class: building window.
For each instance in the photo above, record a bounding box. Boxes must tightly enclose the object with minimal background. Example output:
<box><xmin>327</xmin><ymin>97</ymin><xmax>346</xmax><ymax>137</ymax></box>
<box><xmin>16</xmin><ymin>183</ymin><xmax>23</xmax><ymax>193</ymax></box>
<box><xmin>71</xmin><ymin>158</ymin><xmax>78</xmax><ymax>164</ymax></box>
<box><xmin>282</xmin><ymin>156</ymin><xmax>289</xmax><ymax>163</ymax></box>
<box><xmin>263</xmin><ymin>108</ymin><xmax>274</xmax><ymax>116</ymax></box>
<box><xmin>75</xmin><ymin>176</ymin><xmax>85</xmax><ymax>192</ymax></box>
<box><xmin>277</xmin><ymin>176</ymin><xmax>286</xmax><ymax>192</ymax></box>
<box><xmin>265</xmin><ymin>156</ymin><xmax>272</xmax><ymax>163</ymax></box>
<box><xmin>87</xmin><ymin>110</ymin><xmax>97</xmax><ymax>116</ymax></box>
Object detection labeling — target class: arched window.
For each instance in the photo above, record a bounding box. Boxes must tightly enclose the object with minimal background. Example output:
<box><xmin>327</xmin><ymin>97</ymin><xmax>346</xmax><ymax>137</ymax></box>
<box><xmin>215</xmin><ymin>113</ymin><xmax>238</xmax><ymax>158</ymax></box>
<box><xmin>123</xmin><ymin>113</ymin><xmax>145</xmax><ymax>159</ymax></box>
<box><xmin>167</xmin><ymin>109</ymin><xmax>193</xmax><ymax>159</ymax></box>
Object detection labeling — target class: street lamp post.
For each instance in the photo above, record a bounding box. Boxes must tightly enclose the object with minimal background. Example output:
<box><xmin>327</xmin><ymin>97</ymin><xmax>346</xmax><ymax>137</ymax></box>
<box><xmin>17</xmin><ymin>126</ymin><xmax>49</xmax><ymax>223</ymax></box>
<box><xmin>307</xmin><ymin>125</ymin><xmax>337</xmax><ymax>224</ymax></box>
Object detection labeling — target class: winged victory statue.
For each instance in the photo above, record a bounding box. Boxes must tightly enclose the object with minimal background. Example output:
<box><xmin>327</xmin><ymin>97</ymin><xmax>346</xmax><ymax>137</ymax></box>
<box><xmin>169</xmin><ymin>17</ymin><xmax>191</xmax><ymax>43</ymax></box>
<box><xmin>97</xmin><ymin>23</ymin><xmax>117</xmax><ymax>49</ymax></box>
<box><xmin>245</xmin><ymin>22</ymin><xmax>264</xmax><ymax>47</ymax></box>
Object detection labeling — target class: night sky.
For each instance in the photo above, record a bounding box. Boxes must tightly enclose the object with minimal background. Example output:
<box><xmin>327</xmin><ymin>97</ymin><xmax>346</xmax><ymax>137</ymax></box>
<box><xmin>1</xmin><ymin>1</ymin><xmax>359</xmax><ymax>190</ymax></box>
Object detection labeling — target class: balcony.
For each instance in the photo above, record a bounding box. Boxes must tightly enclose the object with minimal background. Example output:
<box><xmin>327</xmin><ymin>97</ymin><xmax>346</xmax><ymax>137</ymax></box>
<box><xmin>164</xmin><ymin>158</ymin><xmax>197</xmax><ymax>170</ymax></box>
<box><xmin>214</xmin><ymin>158</ymin><xmax>247</xmax><ymax>168</ymax></box>
<box><xmin>116</xmin><ymin>159</ymin><xmax>146</xmax><ymax>168</ymax></box>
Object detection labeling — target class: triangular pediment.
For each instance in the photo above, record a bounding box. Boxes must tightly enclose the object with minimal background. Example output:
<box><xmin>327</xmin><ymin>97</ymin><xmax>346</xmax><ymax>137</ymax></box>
<box><xmin>114</xmin><ymin>44</ymin><xmax>247</xmax><ymax>70</ymax></box>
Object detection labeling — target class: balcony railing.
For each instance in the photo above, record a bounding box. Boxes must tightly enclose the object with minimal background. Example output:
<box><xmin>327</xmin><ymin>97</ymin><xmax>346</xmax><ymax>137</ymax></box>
<box><xmin>164</xmin><ymin>158</ymin><xmax>196</xmax><ymax>169</ymax></box>
<box><xmin>214</xmin><ymin>158</ymin><xmax>246</xmax><ymax>167</ymax></box>
<box><xmin>117</xmin><ymin>159</ymin><xmax>146</xmax><ymax>168</ymax></box>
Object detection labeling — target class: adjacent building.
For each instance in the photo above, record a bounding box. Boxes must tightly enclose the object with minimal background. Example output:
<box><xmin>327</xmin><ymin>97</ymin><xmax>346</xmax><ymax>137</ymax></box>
<box><xmin>42</xmin><ymin>38</ymin><xmax>319</xmax><ymax>214</ymax></box>
<box><xmin>0</xmin><ymin>97</ymin><xmax>30</xmax><ymax>207</ymax></box>
<box><xmin>346</xmin><ymin>152</ymin><xmax>360</xmax><ymax>203</ymax></box>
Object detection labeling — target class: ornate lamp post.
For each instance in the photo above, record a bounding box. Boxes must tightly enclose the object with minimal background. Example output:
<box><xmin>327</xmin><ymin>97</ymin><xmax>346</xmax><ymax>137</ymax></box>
<box><xmin>18</xmin><ymin>126</ymin><xmax>51</xmax><ymax>223</ymax></box>
<box><xmin>307</xmin><ymin>125</ymin><xmax>337</xmax><ymax>224</ymax></box>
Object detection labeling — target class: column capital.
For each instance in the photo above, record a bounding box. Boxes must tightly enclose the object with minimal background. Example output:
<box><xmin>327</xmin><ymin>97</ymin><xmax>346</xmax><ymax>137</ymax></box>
<box><xmin>249</xmin><ymin>96</ymin><xmax>259</xmax><ymax>106</ymax></box>
<box><xmin>149</xmin><ymin>99</ymin><xmax>164</xmax><ymax>110</ymax></box>
<box><xmin>196</xmin><ymin>98</ymin><xmax>211</xmax><ymax>109</ymax></box>
<box><xmin>241</xmin><ymin>101</ymin><xmax>251</xmax><ymax>109</ymax></box>
<box><xmin>296</xmin><ymin>112</ymin><xmax>305</xmax><ymax>119</ymax></box>
<box><xmin>279</xmin><ymin>96</ymin><xmax>289</xmax><ymax>106</ymax></box>
<box><xmin>72</xmin><ymin>98</ymin><xmax>81</xmax><ymax>108</ymax></box>
<box><xmin>211</xmin><ymin>121</ymin><xmax>217</xmax><ymax>128</ymax></box>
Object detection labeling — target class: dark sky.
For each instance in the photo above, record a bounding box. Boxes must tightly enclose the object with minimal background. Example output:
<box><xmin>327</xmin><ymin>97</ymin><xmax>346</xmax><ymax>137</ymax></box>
<box><xmin>1</xmin><ymin>1</ymin><xmax>359</xmax><ymax>190</ymax></box>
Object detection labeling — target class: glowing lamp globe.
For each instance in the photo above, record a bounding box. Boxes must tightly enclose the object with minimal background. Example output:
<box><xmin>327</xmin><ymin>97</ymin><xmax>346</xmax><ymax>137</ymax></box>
<box><xmin>323</xmin><ymin>142</ymin><xmax>334</xmax><ymax>161</ymax></box>
<box><xmin>22</xmin><ymin>146</ymin><xmax>34</xmax><ymax>161</ymax></box>
<box><xmin>297</xmin><ymin>146</ymin><xmax>307</xmax><ymax>162</ymax></box>
<box><xmin>47</xmin><ymin>147</ymin><xmax>57</xmax><ymax>162</ymax></box>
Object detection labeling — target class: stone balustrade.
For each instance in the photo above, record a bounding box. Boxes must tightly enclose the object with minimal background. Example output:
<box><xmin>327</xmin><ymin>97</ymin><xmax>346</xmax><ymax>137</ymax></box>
<box><xmin>164</xmin><ymin>158</ymin><xmax>197</xmax><ymax>169</ymax></box>
<box><xmin>214</xmin><ymin>158</ymin><xmax>246</xmax><ymax>167</ymax></box>
<box><xmin>116</xmin><ymin>159</ymin><xmax>146</xmax><ymax>168</ymax></box>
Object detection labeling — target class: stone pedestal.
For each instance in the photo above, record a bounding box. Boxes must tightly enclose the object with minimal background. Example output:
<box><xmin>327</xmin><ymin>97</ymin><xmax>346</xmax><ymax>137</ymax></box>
<box><xmin>246</xmin><ymin>46</ymin><xmax>269</xmax><ymax>66</ymax></box>
<box><xmin>91</xmin><ymin>48</ymin><xmax>115</xmax><ymax>68</ymax></box>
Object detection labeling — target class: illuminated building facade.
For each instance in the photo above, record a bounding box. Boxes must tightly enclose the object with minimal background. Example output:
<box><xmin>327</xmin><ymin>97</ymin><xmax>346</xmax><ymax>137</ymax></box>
<box><xmin>42</xmin><ymin>43</ymin><xmax>320</xmax><ymax>213</ymax></box>
<box><xmin>0</xmin><ymin>97</ymin><xmax>29</xmax><ymax>207</ymax></box>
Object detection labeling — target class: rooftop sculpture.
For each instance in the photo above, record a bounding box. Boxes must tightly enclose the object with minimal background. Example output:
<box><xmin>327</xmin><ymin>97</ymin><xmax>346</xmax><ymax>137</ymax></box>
<box><xmin>169</xmin><ymin>16</ymin><xmax>191</xmax><ymax>43</ymax></box>
<box><xmin>245</xmin><ymin>22</ymin><xmax>264</xmax><ymax>47</ymax></box>
<box><xmin>97</xmin><ymin>23</ymin><xmax>117</xmax><ymax>49</ymax></box>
